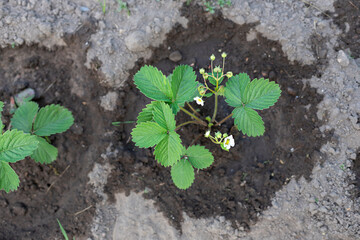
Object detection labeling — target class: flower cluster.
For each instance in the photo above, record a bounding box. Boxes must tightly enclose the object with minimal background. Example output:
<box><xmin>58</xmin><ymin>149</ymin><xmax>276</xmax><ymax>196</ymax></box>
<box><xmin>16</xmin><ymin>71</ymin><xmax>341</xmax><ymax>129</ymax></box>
<box><xmin>204</xmin><ymin>130</ymin><xmax>235</xmax><ymax>151</ymax></box>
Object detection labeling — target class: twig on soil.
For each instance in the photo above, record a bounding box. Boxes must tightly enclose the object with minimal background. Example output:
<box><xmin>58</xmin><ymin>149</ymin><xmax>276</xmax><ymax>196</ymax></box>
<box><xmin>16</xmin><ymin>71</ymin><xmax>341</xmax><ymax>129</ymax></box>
<box><xmin>74</xmin><ymin>205</ymin><xmax>93</xmax><ymax>216</ymax></box>
<box><xmin>348</xmin><ymin>1</ymin><xmax>359</xmax><ymax>10</ymax></box>
<box><xmin>299</xmin><ymin>0</ymin><xmax>331</xmax><ymax>18</ymax></box>
<box><xmin>43</xmin><ymin>81</ymin><xmax>56</xmax><ymax>95</ymax></box>
<box><xmin>46</xmin><ymin>165</ymin><xmax>70</xmax><ymax>193</ymax></box>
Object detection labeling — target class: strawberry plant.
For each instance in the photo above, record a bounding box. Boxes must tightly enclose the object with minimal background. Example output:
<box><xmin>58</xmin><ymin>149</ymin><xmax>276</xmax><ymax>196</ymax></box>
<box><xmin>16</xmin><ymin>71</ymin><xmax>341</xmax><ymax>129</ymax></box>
<box><xmin>130</xmin><ymin>53</ymin><xmax>281</xmax><ymax>189</ymax></box>
<box><xmin>11</xmin><ymin>101</ymin><xmax>74</xmax><ymax>164</ymax></box>
<box><xmin>0</xmin><ymin>100</ymin><xmax>74</xmax><ymax>193</ymax></box>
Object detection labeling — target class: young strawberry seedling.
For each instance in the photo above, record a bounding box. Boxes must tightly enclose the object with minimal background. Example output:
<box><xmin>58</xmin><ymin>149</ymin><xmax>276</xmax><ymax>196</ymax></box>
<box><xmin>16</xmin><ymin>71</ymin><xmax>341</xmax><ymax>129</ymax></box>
<box><xmin>130</xmin><ymin>53</ymin><xmax>281</xmax><ymax>189</ymax></box>
<box><xmin>0</xmin><ymin>100</ymin><xmax>74</xmax><ymax>193</ymax></box>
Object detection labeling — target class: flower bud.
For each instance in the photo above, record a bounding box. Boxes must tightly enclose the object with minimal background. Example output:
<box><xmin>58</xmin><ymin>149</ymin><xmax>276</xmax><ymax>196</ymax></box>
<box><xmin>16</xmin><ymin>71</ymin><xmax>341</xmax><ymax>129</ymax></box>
<box><xmin>214</xmin><ymin>67</ymin><xmax>221</xmax><ymax>73</ymax></box>
<box><xmin>215</xmin><ymin>131</ymin><xmax>222</xmax><ymax>138</ymax></box>
<box><xmin>222</xmin><ymin>133</ymin><xmax>228</xmax><ymax>138</ymax></box>
<box><xmin>199</xmin><ymin>68</ymin><xmax>205</xmax><ymax>74</ymax></box>
<box><xmin>226</xmin><ymin>71</ymin><xmax>233</xmax><ymax>78</ymax></box>
<box><xmin>203</xmin><ymin>74</ymin><xmax>209</xmax><ymax>80</ymax></box>
<box><xmin>210</xmin><ymin>54</ymin><xmax>215</xmax><ymax>61</ymax></box>
<box><xmin>221</xmin><ymin>52</ymin><xmax>227</xmax><ymax>58</ymax></box>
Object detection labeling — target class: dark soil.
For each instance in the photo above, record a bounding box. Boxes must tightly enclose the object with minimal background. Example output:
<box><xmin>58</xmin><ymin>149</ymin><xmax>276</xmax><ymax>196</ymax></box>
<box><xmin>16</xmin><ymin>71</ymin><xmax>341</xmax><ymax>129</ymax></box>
<box><xmin>332</xmin><ymin>0</ymin><xmax>360</xmax><ymax>58</ymax></box>
<box><xmin>105</xmin><ymin>5</ymin><xmax>331</xmax><ymax>231</ymax></box>
<box><xmin>0</xmin><ymin>21</ymin><xmax>112</xmax><ymax>239</ymax></box>
<box><xmin>353</xmin><ymin>151</ymin><xmax>360</xmax><ymax>198</ymax></box>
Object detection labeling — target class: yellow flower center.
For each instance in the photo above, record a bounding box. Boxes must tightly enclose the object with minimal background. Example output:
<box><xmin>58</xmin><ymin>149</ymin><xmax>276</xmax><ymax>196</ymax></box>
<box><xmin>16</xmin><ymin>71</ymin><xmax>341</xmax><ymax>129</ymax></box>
<box><xmin>225</xmin><ymin>139</ymin><xmax>230</xmax><ymax>145</ymax></box>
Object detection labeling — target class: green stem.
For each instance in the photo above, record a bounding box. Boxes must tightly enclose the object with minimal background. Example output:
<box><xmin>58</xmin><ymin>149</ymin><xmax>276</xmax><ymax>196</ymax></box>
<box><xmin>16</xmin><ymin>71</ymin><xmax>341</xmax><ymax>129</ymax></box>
<box><xmin>222</xmin><ymin>56</ymin><xmax>225</xmax><ymax>75</ymax></box>
<box><xmin>211</xmin><ymin>93</ymin><xmax>218</xmax><ymax>122</ymax></box>
<box><xmin>179</xmin><ymin>106</ymin><xmax>207</xmax><ymax>126</ymax></box>
<box><xmin>204</xmin><ymin>79</ymin><xmax>215</xmax><ymax>94</ymax></box>
<box><xmin>186</xmin><ymin>102</ymin><xmax>201</xmax><ymax>116</ymax></box>
<box><xmin>215</xmin><ymin>113</ymin><xmax>233</xmax><ymax>127</ymax></box>
<box><xmin>211</xmin><ymin>60</ymin><xmax>214</xmax><ymax>76</ymax></box>
<box><xmin>175</xmin><ymin>121</ymin><xmax>199</xmax><ymax>131</ymax></box>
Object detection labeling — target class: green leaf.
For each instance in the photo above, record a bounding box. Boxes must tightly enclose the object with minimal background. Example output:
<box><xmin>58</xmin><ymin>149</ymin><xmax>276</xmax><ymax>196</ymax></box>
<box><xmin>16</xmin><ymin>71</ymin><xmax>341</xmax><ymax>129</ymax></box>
<box><xmin>0</xmin><ymin>130</ymin><xmax>38</xmax><ymax>162</ymax></box>
<box><xmin>233</xmin><ymin>106</ymin><xmax>265</xmax><ymax>137</ymax></box>
<box><xmin>0</xmin><ymin>161</ymin><xmax>20</xmax><ymax>193</ymax></box>
<box><xmin>208</xmin><ymin>73</ymin><xmax>225</xmax><ymax>86</ymax></box>
<box><xmin>0</xmin><ymin>101</ymin><xmax>4</xmax><ymax>132</ymax></box>
<box><xmin>243</xmin><ymin>78</ymin><xmax>281</xmax><ymax>110</ymax></box>
<box><xmin>134</xmin><ymin>65</ymin><xmax>173</xmax><ymax>101</ymax></box>
<box><xmin>171</xmin><ymin>159</ymin><xmax>194</xmax><ymax>190</ymax></box>
<box><xmin>131</xmin><ymin>122</ymin><xmax>167</xmax><ymax>148</ymax></box>
<box><xmin>170</xmin><ymin>65</ymin><xmax>198</xmax><ymax>104</ymax></box>
<box><xmin>57</xmin><ymin>219</ymin><xmax>69</xmax><ymax>240</ymax></box>
<box><xmin>31</xmin><ymin>136</ymin><xmax>58</xmax><ymax>164</ymax></box>
<box><xmin>204</xmin><ymin>92</ymin><xmax>213</xmax><ymax>98</ymax></box>
<box><xmin>11</xmin><ymin>101</ymin><xmax>39</xmax><ymax>133</ymax></box>
<box><xmin>153</xmin><ymin>102</ymin><xmax>176</xmax><ymax>131</ymax></box>
<box><xmin>33</xmin><ymin>104</ymin><xmax>74</xmax><ymax>136</ymax></box>
<box><xmin>169</xmin><ymin>102</ymin><xmax>181</xmax><ymax>115</ymax></box>
<box><xmin>186</xmin><ymin>145</ymin><xmax>214</xmax><ymax>169</ymax></box>
<box><xmin>154</xmin><ymin>131</ymin><xmax>182</xmax><ymax>167</ymax></box>
<box><xmin>224</xmin><ymin>73</ymin><xmax>251</xmax><ymax>107</ymax></box>
<box><xmin>137</xmin><ymin>102</ymin><xmax>156</xmax><ymax>124</ymax></box>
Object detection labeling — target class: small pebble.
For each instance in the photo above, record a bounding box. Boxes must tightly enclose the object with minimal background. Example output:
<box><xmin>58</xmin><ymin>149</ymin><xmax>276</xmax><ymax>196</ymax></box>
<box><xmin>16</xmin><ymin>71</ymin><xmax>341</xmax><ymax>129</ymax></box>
<box><xmin>337</xmin><ymin>50</ymin><xmax>349</xmax><ymax>67</ymax></box>
<box><xmin>169</xmin><ymin>50</ymin><xmax>182</xmax><ymax>62</ymax></box>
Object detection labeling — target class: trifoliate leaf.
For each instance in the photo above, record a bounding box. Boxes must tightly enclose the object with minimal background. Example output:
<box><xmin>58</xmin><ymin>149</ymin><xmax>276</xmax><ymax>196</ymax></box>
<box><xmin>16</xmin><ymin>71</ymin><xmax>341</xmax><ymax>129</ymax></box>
<box><xmin>131</xmin><ymin>122</ymin><xmax>167</xmax><ymax>148</ymax></box>
<box><xmin>0</xmin><ymin>161</ymin><xmax>20</xmax><ymax>193</ymax></box>
<box><xmin>171</xmin><ymin>159</ymin><xmax>194</xmax><ymax>190</ymax></box>
<box><xmin>137</xmin><ymin>102</ymin><xmax>156</xmax><ymax>124</ymax></box>
<box><xmin>33</xmin><ymin>104</ymin><xmax>74</xmax><ymax>136</ymax></box>
<box><xmin>0</xmin><ymin>130</ymin><xmax>38</xmax><ymax>163</ymax></box>
<box><xmin>134</xmin><ymin>65</ymin><xmax>173</xmax><ymax>101</ymax></box>
<box><xmin>31</xmin><ymin>136</ymin><xmax>58</xmax><ymax>164</ymax></box>
<box><xmin>224</xmin><ymin>73</ymin><xmax>250</xmax><ymax>107</ymax></box>
<box><xmin>243</xmin><ymin>78</ymin><xmax>281</xmax><ymax>110</ymax></box>
<box><xmin>153</xmin><ymin>102</ymin><xmax>176</xmax><ymax>131</ymax></box>
<box><xmin>170</xmin><ymin>65</ymin><xmax>198</xmax><ymax>104</ymax></box>
<box><xmin>233</xmin><ymin>106</ymin><xmax>265</xmax><ymax>137</ymax></box>
<box><xmin>154</xmin><ymin>131</ymin><xmax>182</xmax><ymax>167</ymax></box>
<box><xmin>186</xmin><ymin>145</ymin><xmax>214</xmax><ymax>169</ymax></box>
<box><xmin>11</xmin><ymin>101</ymin><xmax>39</xmax><ymax>133</ymax></box>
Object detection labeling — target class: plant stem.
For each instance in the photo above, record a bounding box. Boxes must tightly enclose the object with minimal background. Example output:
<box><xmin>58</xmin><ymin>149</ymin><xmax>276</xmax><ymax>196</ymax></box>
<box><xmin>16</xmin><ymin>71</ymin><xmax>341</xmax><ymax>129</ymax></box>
<box><xmin>211</xmin><ymin>60</ymin><xmax>214</xmax><ymax>76</ymax></box>
<box><xmin>179</xmin><ymin>106</ymin><xmax>207</xmax><ymax>126</ymax></box>
<box><xmin>204</xmin><ymin>79</ymin><xmax>215</xmax><ymax>93</ymax></box>
<box><xmin>222</xmin><ymin>56</ymin><xmax>225</xmax><ymax>75</ymax></box>
<box><xmin>215</xmin><ymin>113</ymin><xmax>233</xmax><ymax>126</ymax></box>
<box><xmin>175</xmin><ymin>121</ymin><xmax>199</xmax><ymax>131</ymax></box>
<box><xmin>211</xmin><ymin>93</ymin><xmax>218</xmax><ymax>122</ymax></box>
<box><xmin>186</xmin><ymin>102</ymin><xmax>201</xmax><ymax>116</ymax></box>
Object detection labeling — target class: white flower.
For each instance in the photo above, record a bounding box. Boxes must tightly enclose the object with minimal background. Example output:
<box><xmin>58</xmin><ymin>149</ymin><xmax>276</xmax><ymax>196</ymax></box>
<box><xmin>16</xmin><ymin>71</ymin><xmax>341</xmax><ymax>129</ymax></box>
<box><xmin>194</xmin><ymin>96</ymin><xmax>204</xmax><ymax>106</ymax></box>
<box><xmin>204</xmin><ymin>130</ymin><xmax>210</xmax><ymax>138</ymax></box>
<box><xmin>223</xmin><ymin>135</ymin><xmax>235</xmax><ymax>150</ymax></box>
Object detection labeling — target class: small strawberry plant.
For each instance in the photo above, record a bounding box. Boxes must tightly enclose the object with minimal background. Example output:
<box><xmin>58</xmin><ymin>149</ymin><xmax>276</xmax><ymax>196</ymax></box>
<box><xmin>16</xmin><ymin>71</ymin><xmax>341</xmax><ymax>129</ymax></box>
<box><xmin>0</xmin><ymin>100</ymin><xmax>74</xmax><ymax>193</ymax></box>
<box><xmin>130</xmin><ymin>53</ymin><xmax>281</xmax><ymax>189</ymax></box>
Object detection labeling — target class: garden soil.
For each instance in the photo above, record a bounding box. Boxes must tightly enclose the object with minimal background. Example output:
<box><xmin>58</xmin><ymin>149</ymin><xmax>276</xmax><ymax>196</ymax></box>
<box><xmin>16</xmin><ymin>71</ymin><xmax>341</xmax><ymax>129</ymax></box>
<box><xmin>105</xmin><ymin>5</ymin><xmax>331</xmax><ymax>232</ymax></box>
<box><xmin>0</xmin><ymin>0</ymin><xmax>359</xmax><ymax>240</ymax></box>
<box><xmin>0</xmin><ymin>22</ymin><xmax>109</xmax><ymax>239</ymax></box>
